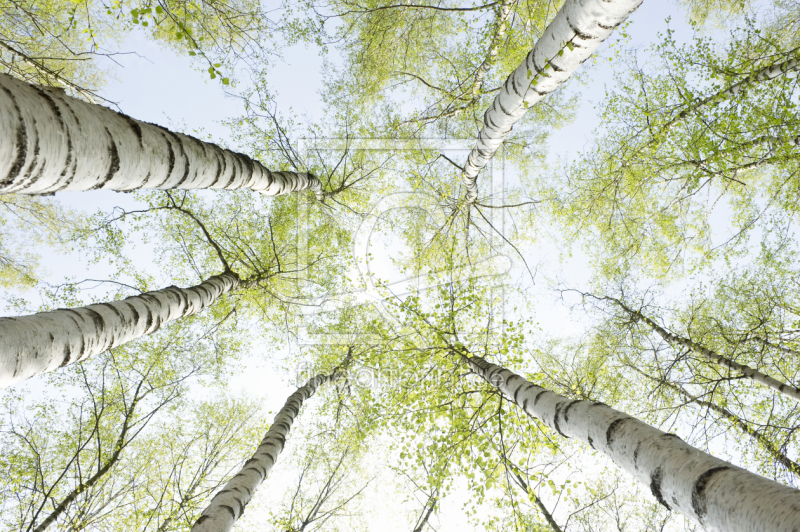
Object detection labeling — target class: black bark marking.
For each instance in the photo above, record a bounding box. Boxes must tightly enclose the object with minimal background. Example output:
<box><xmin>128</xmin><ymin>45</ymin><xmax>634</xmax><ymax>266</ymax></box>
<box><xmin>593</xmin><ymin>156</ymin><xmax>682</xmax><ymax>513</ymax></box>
<box><xmin>142</xmin><ymin>305</ymin><xmax>154</xmax><ymax>333</ymax></box>
<box><xmin>60</xmin><ymin>135</ymin><xmax>73</xmax><ymax>179</ymax></box>
<box><xmin>60</xmin><ymin>344</ymin><xmax>72</xmax><ymax>367</ymax></box>
<box><xmin>533</xmin><ymin>390</ymin><xmax>547</xmax><ymax>405</ymax></box>
<box><xmin>150</xmin><ymin>314</ymin><xmax>163</xmax><ymax>333</ymax></box>
<box><xmin>587</xmin><ymin>435</ymin><xmax>594</xmax><ymax>449</ymax></box>
<box><xmin>692</xmin><ymin>466</ymin><xmax>730</xmax><ymax>520</ymax></box>
<box><xmin>122</xmin><ymin>302</ymin><xmax>140</xmax><ymax>327</ymax></box>
<box><xmin>83</xmin><ymin>308</ymin><xmax>106</xmax><ymax>335</ymax></box>
<box><xmin>566</xmin><ymin>16</ymin><xmax>597</xmax><ymax>40</ymax></box>
<box><xmin>221</xmin><ymin>505</ymin><xmax>236</xmax><ymax>518</ymax></box>
<box><xmin>606</xmin><ymin>418</ymin><xmax>628</xmax><ymax>447</ymax></box>
<box><xmin>562</xmin><ymin>399</ymin><xmax>580</xmax><ymax>422</ymax></box>
<box><xmin>597</xmin><ymin>21</ymin><xmax>621</xmax><ymax>31</ymax></box>
<box><xmin>32</xmin><ymin>87</ymin><xmax>64</xmax><ymax>130</ymax></box>
<box><xmin>122</xmin><ymin>114</ymin><xmax>143</xmax><ymax>147</ymax></box>
<box><xmin>221</xmin><ymin>151</ymin><xmax>239</xmax><ymax>188</ymax></box>
<box><xmin>633</xmin><ymin>441</ymin><xmax>642</xmax><ymax>470</ymax></box>
<box><xmin>195</xmin><ymin>515</ymin><xmax>209</xmax><ymax>525</ymax></box>
<box><xmin>18</xmin><ymin>115</ymin><xmax>42</xmax><ymax>191</ymax></box>
<box><xmin>153</xmin><ymin>132</ymin><xmax>175</xmax><ymax>188</ymax></box>
<box><xmin>210</xmin><ymin>152</ymin><xmax>224</xmax><ymax>187</ymax></box>
<box><xmin>662</xmin><ymin>433</ymin><xmax>683</xmax><ymax>441</ymax></box>
<box><xmin>96</xmin><ymin>128</ymin><xmax>120</xmax><ymax>188</ymax></box>
<box><xmin>552</xmin><ymin>402</ymin><xmax>568</xmax><ymax>437</ymax></box>
<box><xmin>513</xmin><ymin>383</ymin><xmax>523</xmax><ymax>404</ymax></box>
<box><xmin>173</xmin><ymin>135</ymin><xmax>192</xmax><ymax>187</ymax></box>
<box><xmin>649</xmin><ymin>467</ymin><xmax>671</xmax><ymax>510</ymax></box>
<box><xmin>1</xmin><ymin>85</ymin><xmax>28</xmax><ymax>188</ymax></box>
<box><xmin>99</xmin><ymin>303</ymin><xmax>125</xmax><ymax>322</ymax></box>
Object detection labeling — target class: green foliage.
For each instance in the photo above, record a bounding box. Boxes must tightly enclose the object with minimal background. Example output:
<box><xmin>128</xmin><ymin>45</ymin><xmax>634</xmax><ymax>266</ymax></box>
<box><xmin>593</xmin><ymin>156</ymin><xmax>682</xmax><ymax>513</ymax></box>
<box><xmin>0</xmin><ymin>195</ymin><xmax>83</xmax><ymax>289</ymax></box>
<box><xmin>546</xmin><ymin>14</ymin><xmax>800</xmax><ymax>281</ymax></box>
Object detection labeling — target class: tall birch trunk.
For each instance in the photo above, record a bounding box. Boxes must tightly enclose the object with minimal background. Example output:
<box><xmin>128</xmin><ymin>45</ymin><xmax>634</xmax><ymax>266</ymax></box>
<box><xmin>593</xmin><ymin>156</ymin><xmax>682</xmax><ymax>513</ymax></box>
<box><xmin>191</xmin><ymin>363</ymin><xmax>347</xmax><ymax>532</ymax></box>
<box><xmin>0</xmin><ymin>271</ymin><xmax>238</xmax><ymax>388</ymax></box>
<box><xmin>467</xmin><ymin>355</ymin><xmax>800</xmax><ymax>532</ymax></box>
<box><xmin>461</xmin><ymin>0</ymin><xmax>643</xmax><ymax>203</ymax></box>
<box><xmin>0</xmin><ymin>73</ymin><xmax>322</xmax><ymax>199</ymax></box>
<box><xmin>608</xmin><ymin>296</ymin><xmax>800</xmax><ymax>403</ymax></box>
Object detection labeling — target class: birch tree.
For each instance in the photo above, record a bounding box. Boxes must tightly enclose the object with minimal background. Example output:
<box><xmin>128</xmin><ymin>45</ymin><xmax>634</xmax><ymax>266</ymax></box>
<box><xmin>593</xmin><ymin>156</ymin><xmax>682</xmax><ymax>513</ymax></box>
<box><xmin>91</xmin><ymin>397</ymin><xmax>265</xmax><ymax>532</ymax></box>
<box><xmin>0</xmin><ymin>73</ymin><xmax>322</xmax><ymax>198</ymax></box>
<box><xmin>0</xmin><ymin>271</ymin><xmax>238</xmax><ymax>388</ymax></box>
<box><xmin>191</xmin><ymin>350</ymin><xmax>352</xmax><ymax>532</ymax></box>
<box><xmin>466</xmin><ymin>353</ymin><xmax>800</xmax><ymax>531</ymax></box>
<box><xmin>461</xmin><ymin>0</ymin><xmax>643</xmax><ymax>202</ymax></box>
<box><xmin>581</xmin><ymin>291</ymin><xmax>800</xmax><ymax>403</ymax></box>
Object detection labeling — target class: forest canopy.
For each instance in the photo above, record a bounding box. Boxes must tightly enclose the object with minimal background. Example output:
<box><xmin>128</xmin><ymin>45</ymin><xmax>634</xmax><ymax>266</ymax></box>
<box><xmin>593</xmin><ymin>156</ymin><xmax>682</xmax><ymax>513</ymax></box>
<box><xmin>2</xmin><ymin>0</ymin><xmax>800</xmax><ymax>531</ymax></box>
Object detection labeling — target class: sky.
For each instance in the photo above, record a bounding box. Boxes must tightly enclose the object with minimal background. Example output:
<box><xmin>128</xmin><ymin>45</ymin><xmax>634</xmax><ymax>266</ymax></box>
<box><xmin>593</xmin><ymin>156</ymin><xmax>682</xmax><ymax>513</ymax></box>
<box><xmin>0</xmin><ymin>1</ymin><xmax>738</xmax><ymax>530</ymax></box>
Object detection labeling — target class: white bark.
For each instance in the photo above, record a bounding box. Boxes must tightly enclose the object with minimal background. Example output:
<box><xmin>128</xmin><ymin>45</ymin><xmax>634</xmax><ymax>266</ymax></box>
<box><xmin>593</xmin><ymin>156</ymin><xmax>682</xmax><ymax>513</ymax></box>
<box><xmin>191</xmin><ymin>371</ymin><xmax>336</xmax><ymax>532</ymax></box>
<box><xmin>0</xmin><ymin>271</ymin><xmax>239</xmax><ymax>388</ymax></box>
<box><xmin>665</xmin><ymin>48</ymin><xmax>800</xmax><ymax>129</ymax></box>
<box><xmin>462</xmin><ymin>0</ymin><xmax>643</xmax><ymax>202</ymax></box>
<box><xmin>0</xmin><ymin>73</ymin><xmax>322</xmax><ymax>199</ymax></box>
<box><xmin>467</xmin><ymin>355</ymin><xmax>800</xmax><ymax>532</ymax></box>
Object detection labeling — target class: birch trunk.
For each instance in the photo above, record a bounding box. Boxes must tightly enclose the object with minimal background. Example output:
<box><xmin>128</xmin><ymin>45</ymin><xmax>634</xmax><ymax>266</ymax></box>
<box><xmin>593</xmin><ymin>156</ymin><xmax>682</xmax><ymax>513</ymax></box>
<box><xmin>0</xmin><ymin>73</ymin><xmax>322</xmax><ymax>199</ymax></box>
<box><xmin>629</xmin><ymin>365</ymin><xmax>800</xmax><ymax>475</ymax></box>
<box><xmin>462</xmin><ymin>0</ymin><xmax>643</xmax><ymax>202</ymax></box>
<box><xmin>610</xmin><ymin>297</ymin><xmax>800</xmax><ymax>403</ymax></box>
<box><xmin>0</xmin><ymin>271</ymin><xmax>238</xmax><ymax>388</ymax></box>
<box><xmin>191</xmin><ymin>368</ymin><xmax>343</xmax><ymax>532</ymax></box>
<box><xmin>467</xmin><ymin>355</ymin><xmax>800</xmax><ymax>532</ymax></box>
<box><xmin>661</xmin><ymin>47</ymin><xmax>800</xmax><ymax>132</ymax></box>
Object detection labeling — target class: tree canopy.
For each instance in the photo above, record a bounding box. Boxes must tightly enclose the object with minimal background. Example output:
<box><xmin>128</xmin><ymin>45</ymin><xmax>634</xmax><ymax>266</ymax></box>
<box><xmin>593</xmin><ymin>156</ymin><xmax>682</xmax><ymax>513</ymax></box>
<box><xmin>2</xmin><ymin>0</ymin><xmax>800</xmax><ymax>531</ymax></box>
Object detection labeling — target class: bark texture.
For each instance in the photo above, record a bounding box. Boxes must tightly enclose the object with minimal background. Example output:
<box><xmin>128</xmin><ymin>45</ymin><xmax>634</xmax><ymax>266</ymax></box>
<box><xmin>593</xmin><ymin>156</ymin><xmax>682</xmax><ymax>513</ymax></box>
<box><xmin>0</xmin><ymin>272</ymin><xmax>238</xmax><ymax>388</ymax></box>
<box><xmin>191</xmin><ymin>370</ymin><xmax>340</xmax><ymax>532</ymax></box>
<box><xmin>0</xmin><ymin>73</ymin><xmax>322</xmax><ymax>198</ymax></box>
<box><xmin>467</xmin><ymin>355</ymin><xmax>800</xmax><ymax>532</ymax></box>
<box><xmin>462</xmin><ymin>0</ymin><xmax>643</xmax><ymax>202</ymax></box>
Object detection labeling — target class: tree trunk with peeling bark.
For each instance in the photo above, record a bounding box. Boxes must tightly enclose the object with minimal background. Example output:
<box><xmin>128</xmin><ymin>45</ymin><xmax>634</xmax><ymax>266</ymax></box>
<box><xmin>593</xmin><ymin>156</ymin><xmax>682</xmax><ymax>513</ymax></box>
<box><xmin>0</xmin><ymin>73</ymin><xmax>322</xmax><ymax>199</ymax></box>
<box><xmin>467</xmin><ymin>355</ymin><xmax>800</xmax><ymax>532</ymax></box>
<box><xmin>0</xmin><ymin>271</ymin><xmax>238</xmax><ymax>388</ymax></box>
<box><xmin>191</xmin><ymin>356</ymin><xmax>350</xmax><ymax>532</ymax></box>
<box><xmin>462</xmin><ymin>0</ymin><xmax>643</xmax><ymax>202</ymax></box>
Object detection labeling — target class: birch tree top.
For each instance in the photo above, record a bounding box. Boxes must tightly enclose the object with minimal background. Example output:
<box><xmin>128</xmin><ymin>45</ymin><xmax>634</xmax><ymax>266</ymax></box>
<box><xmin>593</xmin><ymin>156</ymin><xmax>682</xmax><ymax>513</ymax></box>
<box><xmin>3</xmin><ymin>0</ymin><xmax>800</xmax><ymax>531</ymax></box>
